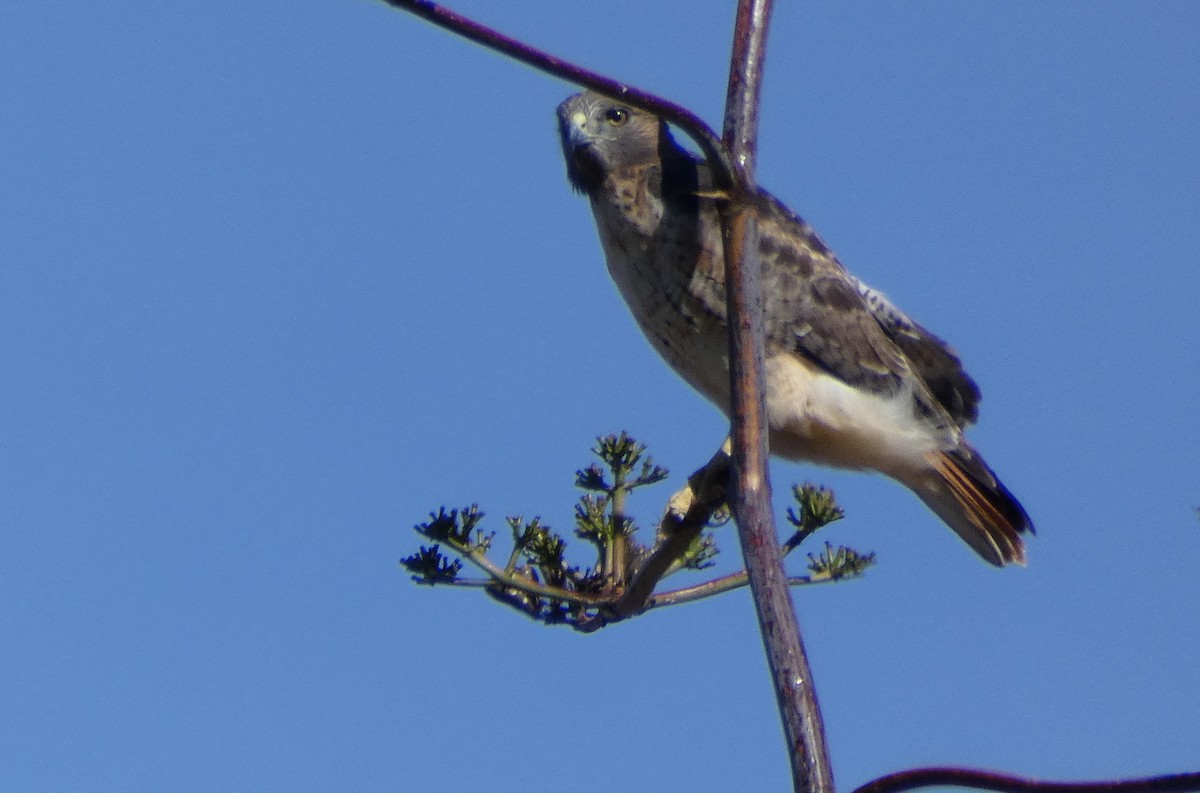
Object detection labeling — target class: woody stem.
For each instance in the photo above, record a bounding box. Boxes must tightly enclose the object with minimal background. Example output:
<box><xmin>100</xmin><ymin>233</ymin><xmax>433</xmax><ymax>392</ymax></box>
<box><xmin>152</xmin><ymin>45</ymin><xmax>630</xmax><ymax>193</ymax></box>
<box><xmin>720</xmin><ymin>2</ymin><xmax>835</xmax><ymax>793</ymax></box>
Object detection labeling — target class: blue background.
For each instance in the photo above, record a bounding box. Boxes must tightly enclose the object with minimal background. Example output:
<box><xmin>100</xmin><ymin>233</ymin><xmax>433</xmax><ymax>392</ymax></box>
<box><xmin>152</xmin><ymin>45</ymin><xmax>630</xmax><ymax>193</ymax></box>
<box><xmin>3</xmin><ymin>2</ymin><xmax>1198</xmax><ymax>790</ymax></box>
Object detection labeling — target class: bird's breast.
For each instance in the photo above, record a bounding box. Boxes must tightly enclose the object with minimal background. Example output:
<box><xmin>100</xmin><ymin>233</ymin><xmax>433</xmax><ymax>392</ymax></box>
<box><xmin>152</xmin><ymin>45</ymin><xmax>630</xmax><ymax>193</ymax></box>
<box><xmin>588</xmin><ymin>182</ymin><xmax>732</xmax><ymax>405</ymax></box>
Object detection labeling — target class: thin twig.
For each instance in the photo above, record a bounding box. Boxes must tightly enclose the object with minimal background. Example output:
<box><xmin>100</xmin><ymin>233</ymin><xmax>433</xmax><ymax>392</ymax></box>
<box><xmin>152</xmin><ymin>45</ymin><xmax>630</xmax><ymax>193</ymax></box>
<box><xmin>851</xmin><ymin>768</ymin><xmax>1200</xmax><ymax>793</ymax></box>
<box><xmin>445</xmin><ymin>540</ymin><xmax>601</xmax><ymax>607</ymax></box>
<box><xmin>648</xmin><ymin>571</ymin><xmax>834</xmax><ymax>610</ymax></box>
<box><xmin>719</xmin><ymin>2</ymin><xmax>834</xmax><ymax>793</ymax></box>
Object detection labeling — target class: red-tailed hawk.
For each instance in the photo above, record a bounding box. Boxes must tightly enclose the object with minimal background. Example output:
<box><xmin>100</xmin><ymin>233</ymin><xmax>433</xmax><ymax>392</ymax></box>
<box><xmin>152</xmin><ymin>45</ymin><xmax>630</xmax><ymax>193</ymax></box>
<box><xmin>557</xmin><ymin>90</ymin><xmax>1033</xmax><ymax>566</ymax></box>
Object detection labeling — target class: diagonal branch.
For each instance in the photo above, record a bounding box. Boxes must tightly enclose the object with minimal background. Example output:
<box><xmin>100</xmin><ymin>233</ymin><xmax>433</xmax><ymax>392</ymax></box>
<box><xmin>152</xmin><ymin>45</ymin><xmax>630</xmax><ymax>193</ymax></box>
<box><xmin>440</xmin><ymin>537</ymin><xmax>602</xmax><ymax>608</ymax></box>
<box><xmin>610</xmin><ymin>441</ymin><xmax>731</xmax><ymax>620</ymax></box>
<box><xmin>380</xmin><ymin>0</ymin><xmax>741</xmax><ymax>194</ymax></box>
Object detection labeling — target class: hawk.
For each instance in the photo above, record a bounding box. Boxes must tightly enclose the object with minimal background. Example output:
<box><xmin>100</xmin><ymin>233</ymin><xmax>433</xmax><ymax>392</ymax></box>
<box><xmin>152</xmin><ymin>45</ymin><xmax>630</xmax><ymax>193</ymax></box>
<box><xmin>557</xmin><ymin>90</ymin><xmax>1033</xmax><ymax>566</ymax></box>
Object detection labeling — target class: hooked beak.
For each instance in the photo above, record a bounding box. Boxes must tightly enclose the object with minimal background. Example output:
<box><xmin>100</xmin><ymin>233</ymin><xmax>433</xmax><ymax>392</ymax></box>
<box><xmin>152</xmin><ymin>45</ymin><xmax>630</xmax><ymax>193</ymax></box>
<box><xmin>558</xmin><ymin>108</ymin><xmax>603</xmax><ymax>194</ymax></box>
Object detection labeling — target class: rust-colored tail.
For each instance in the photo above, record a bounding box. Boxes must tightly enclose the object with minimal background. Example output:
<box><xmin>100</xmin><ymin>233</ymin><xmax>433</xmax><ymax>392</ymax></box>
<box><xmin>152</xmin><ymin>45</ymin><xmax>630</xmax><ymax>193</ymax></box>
<box><xmin>910</xmin><ymin>448</ymin><xmax>1034</xmax><ymax>566</ymax></box>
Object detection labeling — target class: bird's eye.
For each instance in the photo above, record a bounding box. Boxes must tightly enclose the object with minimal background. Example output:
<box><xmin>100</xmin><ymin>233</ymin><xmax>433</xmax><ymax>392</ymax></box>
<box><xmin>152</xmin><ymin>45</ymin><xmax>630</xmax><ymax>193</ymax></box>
<box><xmin>604</xmin><ymin>107</ymin><xmax>630</xmax><ymax>126</ymax></box>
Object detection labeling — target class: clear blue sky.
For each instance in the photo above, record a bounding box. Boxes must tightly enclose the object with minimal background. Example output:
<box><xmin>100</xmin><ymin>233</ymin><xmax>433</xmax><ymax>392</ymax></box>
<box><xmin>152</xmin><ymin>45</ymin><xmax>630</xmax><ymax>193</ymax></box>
<box><xmin>3</xmin><ymin>2</ymin><xmax>1198</xmax><ymax>791</ymax></box>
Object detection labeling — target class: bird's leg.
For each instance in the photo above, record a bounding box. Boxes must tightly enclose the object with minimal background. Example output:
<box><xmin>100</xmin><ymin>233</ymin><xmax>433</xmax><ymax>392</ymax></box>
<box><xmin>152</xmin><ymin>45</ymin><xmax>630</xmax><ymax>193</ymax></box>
<box><xmin>608</xmin><ymin>439</ymin><xmax>732</xmax><ymax>618</ymax></box>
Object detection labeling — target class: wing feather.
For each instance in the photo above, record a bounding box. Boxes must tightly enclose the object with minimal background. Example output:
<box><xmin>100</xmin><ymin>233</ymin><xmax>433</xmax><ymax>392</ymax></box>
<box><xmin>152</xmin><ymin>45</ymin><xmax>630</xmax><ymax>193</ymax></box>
<box><xmin>854</xmin><ymin>281</ymin><xmax>982</xmax><ymax>427</ymax></box>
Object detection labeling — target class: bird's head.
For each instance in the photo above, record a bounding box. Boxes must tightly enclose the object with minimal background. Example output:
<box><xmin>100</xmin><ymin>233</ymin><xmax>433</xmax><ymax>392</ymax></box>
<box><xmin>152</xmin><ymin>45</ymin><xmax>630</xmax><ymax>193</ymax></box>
<box><xmin>556</xmin><ymin>91</ymin><xmax>670</xmax><ymax>194</ymax></box>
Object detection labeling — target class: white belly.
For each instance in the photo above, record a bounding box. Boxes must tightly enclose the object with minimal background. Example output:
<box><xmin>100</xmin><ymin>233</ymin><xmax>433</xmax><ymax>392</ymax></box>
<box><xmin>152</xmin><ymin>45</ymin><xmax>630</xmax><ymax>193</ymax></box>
<box><xmin>763</xmin><ymin>353</ymin><xmax>943</xmax><ymax>477</ymax></box>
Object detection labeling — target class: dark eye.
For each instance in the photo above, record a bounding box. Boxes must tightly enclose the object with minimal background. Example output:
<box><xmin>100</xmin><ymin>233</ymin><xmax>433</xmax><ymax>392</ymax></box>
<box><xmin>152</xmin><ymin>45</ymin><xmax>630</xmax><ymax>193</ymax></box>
<box><xmin>604</xmin><ymin>107</ymin><xmax>630</xmax><ymax>126</ymax></box>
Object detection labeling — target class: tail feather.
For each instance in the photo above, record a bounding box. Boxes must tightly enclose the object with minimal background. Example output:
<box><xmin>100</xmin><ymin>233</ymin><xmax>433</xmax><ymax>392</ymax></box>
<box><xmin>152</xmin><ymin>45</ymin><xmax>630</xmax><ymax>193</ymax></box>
<box><xmin>911</xmin><ymin>448</ymin><xmax>1034</xmax><ymax>567</ymax></box>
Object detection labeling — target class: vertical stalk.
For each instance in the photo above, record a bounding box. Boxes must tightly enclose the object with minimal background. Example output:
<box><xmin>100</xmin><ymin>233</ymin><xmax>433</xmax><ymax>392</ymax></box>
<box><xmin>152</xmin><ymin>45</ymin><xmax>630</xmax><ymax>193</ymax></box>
<box><xmin>610</xmin><ymin>473</ymin><xmax>628</xmax><ymax>588</ymax></box>
<box><xmin>720</xmin><ymin>2</ymin><xmax>835</xmax><ymax>792</ymax></box>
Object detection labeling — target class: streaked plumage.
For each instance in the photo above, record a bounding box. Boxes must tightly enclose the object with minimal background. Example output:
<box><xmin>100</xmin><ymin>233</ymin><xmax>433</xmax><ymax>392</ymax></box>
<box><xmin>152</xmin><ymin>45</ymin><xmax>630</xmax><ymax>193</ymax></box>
<box><xmin>556</xmin><ymin>90</ymin><xmax>1033</xmax><ymax>566</ymax></box>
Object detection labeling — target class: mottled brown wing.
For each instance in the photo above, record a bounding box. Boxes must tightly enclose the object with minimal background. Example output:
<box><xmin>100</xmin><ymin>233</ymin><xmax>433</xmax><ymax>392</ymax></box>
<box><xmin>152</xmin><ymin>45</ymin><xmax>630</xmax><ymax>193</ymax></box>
<box><xmin>748</xmin><ymin>185</ymin><xmax>980</xmax><ymax>427</ymax></box>
<box><xmin>854</xmin><ymin>282</ymin><xmax>982</xmax><ymax>427</ymax></box>
<box><xmin>750</xmin><ymin>192</ymin><xmax>914</xmax><ymax>400</ymax></box>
